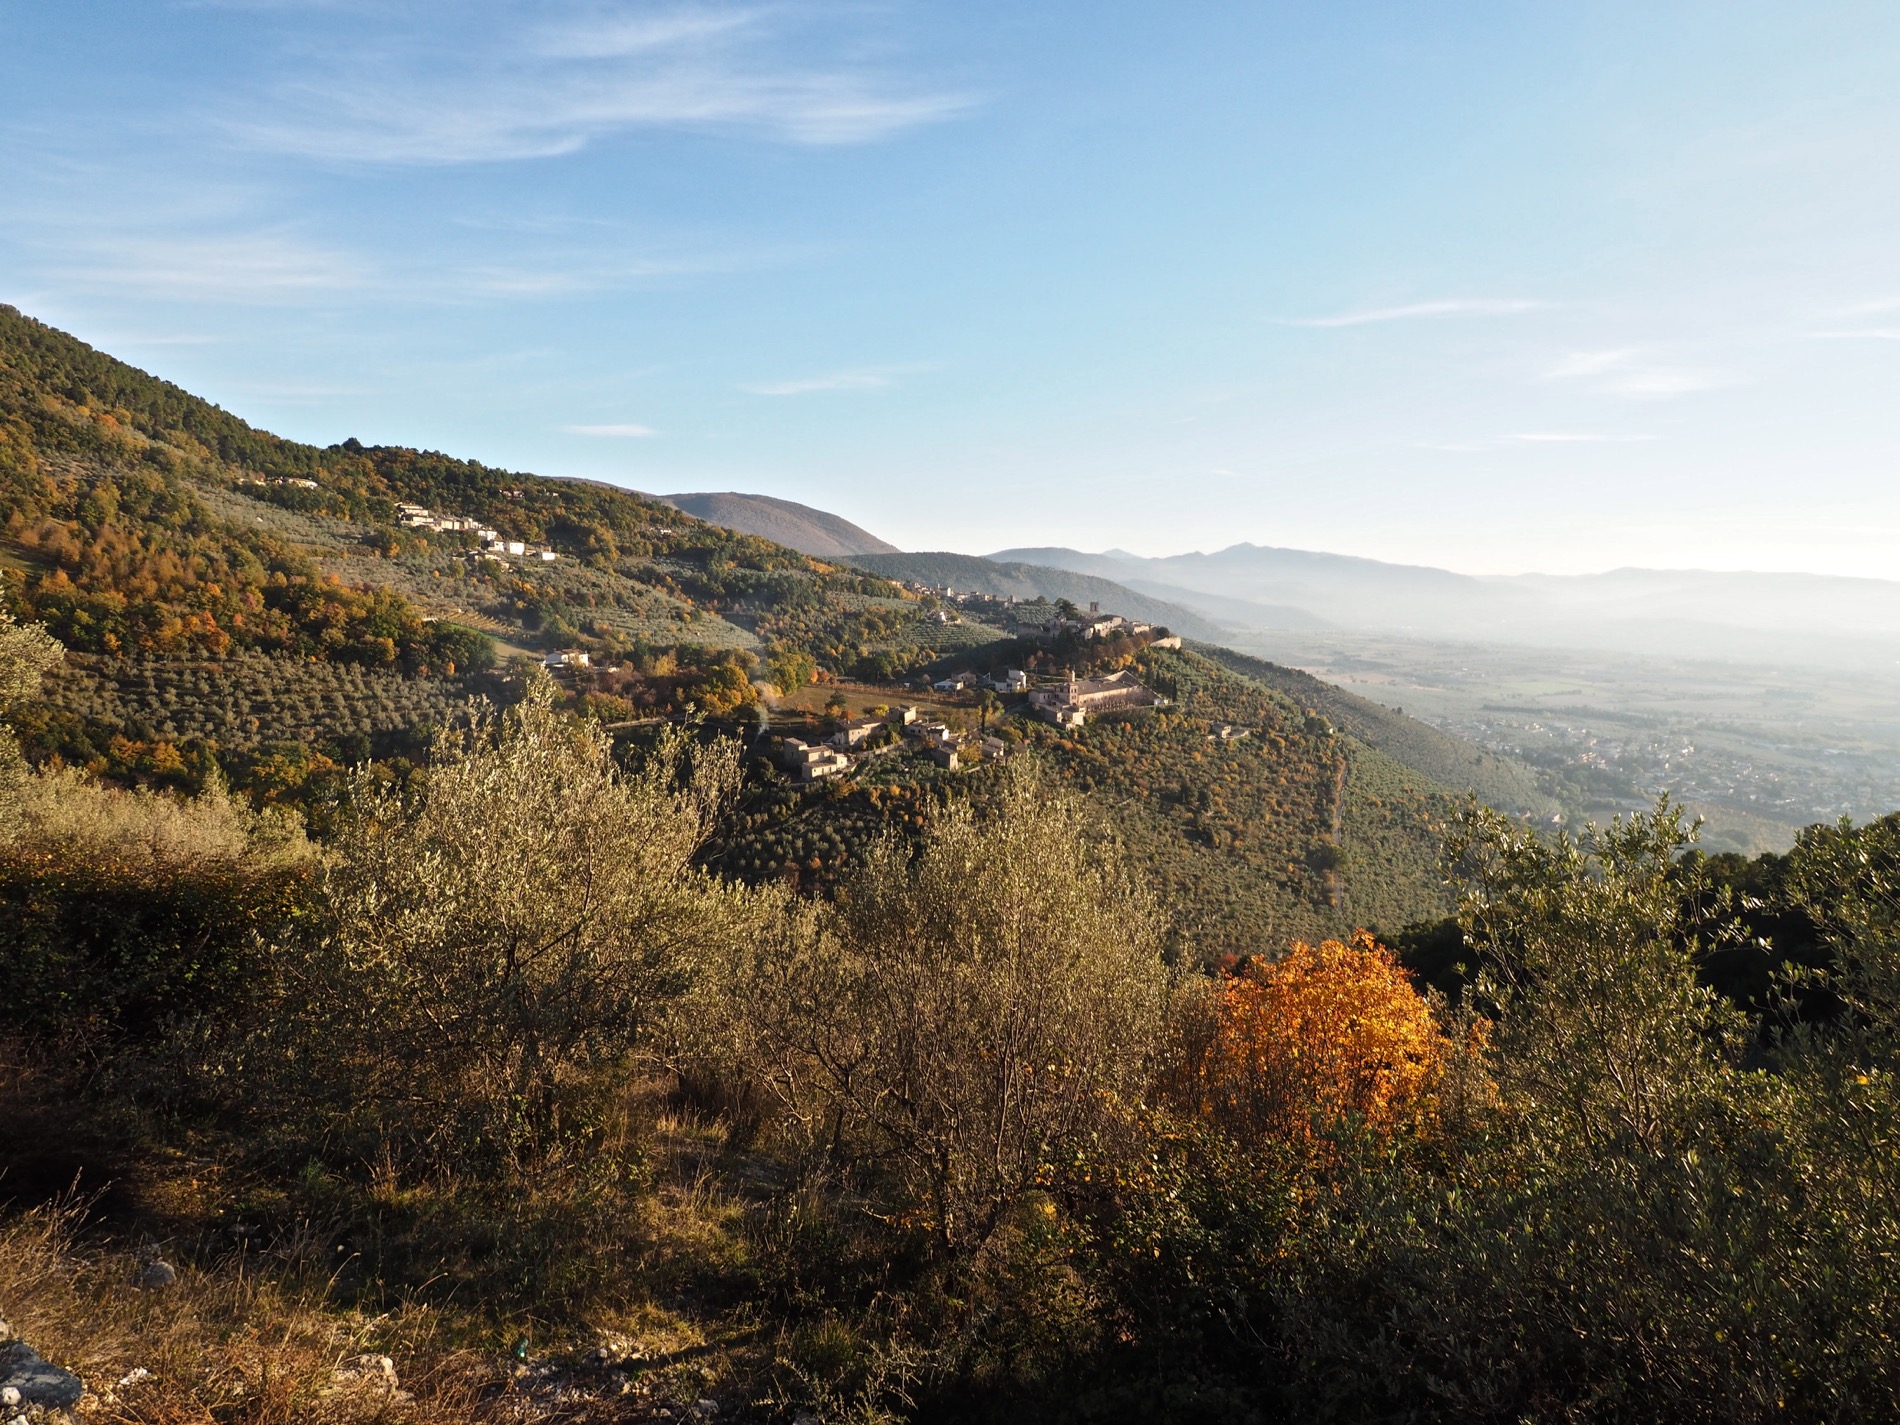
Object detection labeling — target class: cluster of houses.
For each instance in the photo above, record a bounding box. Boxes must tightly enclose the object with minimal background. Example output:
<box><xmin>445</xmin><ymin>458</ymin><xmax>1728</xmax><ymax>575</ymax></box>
<box><xmin>773</xmin><ymin>656</ymin><xmax>1171</xmax><ymax>783</ymax></box>
<box><xmin>909</xmin><ymin>588</ymin><xmax>1178</xmax><ymax>648</ymax></box>
<box><xmin>595</xmin><ymin>585</ymin><xmax>1182</xmax><ymax>786</ymax></box>
<box><xmin>776</xmin><ymin>703</ymin><xmax>1016</xmax><ymax>782</ymax></box>
<box><xmin>919</xmin><ymin>664</ymin><xmax>1171</xmax><ymax>732</ymax></box>
<box><xmin>396</xmin><ymin>503</ymin><xmax>560</xmax><ymax>562</ymax></box>
<box><xmin>239</xmin><ymin>475</ymin><xmax>319</xmax><ymax>490</ymax></box>
<box><xmin>889</xmin><ymin>581</ymin><xmax>1185</xmax><ymax>654</ymax></box>
<box><xmin>930</xmin><ymin>668</ymin><xmax>1029</xmax><ymax>694</ymax></box>
<box><xmin>891</xmin><ymin>581</ymin><xmax>1022</xmax><ymax>606</ymax></box>
<box><xmin>890</xmin><ymin>583</ymin><xmax>1036</xmax><ymax>626</ymax></box>
<box><xmin>1037</xmin><ymin>601</ymin><xmax>1184</xmax><ymax>644</ymax></box>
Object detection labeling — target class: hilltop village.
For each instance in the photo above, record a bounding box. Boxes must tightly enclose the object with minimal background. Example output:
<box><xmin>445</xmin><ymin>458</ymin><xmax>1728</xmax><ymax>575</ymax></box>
<box><xmin>539</xmin><ymin>585</ymin><xmax>1181</xmax><ymax>782</ymax></box>
<box><xmin>773</xmin><ymin>593</ymin><xmax>1180</xmax><ymax>778</ymax></box>
<box><xmin>774</xmin><ymin>665</ymin><xmax>1171</xmax><ymax>780</ymax></box>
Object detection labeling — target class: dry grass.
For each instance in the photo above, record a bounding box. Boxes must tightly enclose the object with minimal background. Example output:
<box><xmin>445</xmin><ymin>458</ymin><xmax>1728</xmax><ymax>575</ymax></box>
<box><xmin>637</xmin><ymin>1110</ymin><xmax>754</xmax><ymax>1277</ymax></box>
<box><xmin>0</xmin><ymin>1099</ymin><xmax>809</xmax><ymax>1424</ymax></box>
<box><xmin>0</xmin><ymin>1203</ymin><xmax>498</xmax><ymax>1422</ymax></box>
<box><xmin>0</xmin><ymin>1200</ymin><xmax>787</xmax><ymax>1423</ymax></box>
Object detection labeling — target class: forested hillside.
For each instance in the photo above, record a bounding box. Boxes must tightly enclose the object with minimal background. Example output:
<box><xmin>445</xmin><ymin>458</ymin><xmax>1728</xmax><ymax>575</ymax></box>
<box><xmin>703</xmin><ymin>642</ymin><xmax>1458</xmax><ymax>956</ymax></box>
<box><xmin>1196</xmin><ymin>644</ymin><xmax>1555</xmax><ymax>818</ymax></box>
<box><xmin>0</xmin><ymin>305</ymin><xmax>933</xmax><ymax>763</ymax></box>
<box><xmin>0</xmin><ymin>304</ymin><xmax>1461</xmax><ymax>942</ymax></box>
<box><xmin>1032</xmin><ymin>645</ymin><xmax>1456</xmax><ymax>949</ymax></box>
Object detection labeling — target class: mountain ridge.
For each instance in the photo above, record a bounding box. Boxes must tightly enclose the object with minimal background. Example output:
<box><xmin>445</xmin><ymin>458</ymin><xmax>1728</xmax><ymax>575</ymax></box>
<box><xmin>989</xmin><ymin>541</ymin><xmax>1900</xmax><ymax>666</ymax></box>
<box><xmin>659</xmin><ymin>490</ymin><xmax>899</xmax><ymax>558</ymax></box>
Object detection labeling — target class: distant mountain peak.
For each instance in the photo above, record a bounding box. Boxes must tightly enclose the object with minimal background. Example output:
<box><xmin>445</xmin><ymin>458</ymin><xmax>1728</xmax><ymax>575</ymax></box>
<box><xmin>659</xmin><ymin>491</ymin><xmax>899</xmax><ymax>559</ymax></box>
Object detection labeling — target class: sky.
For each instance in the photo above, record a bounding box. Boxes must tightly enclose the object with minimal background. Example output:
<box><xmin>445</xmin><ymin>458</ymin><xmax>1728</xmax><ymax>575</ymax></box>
<box><xmin>5</xmin><ymin>2</ymin><xmax>1900</xmax><ymax>578</ymax></box>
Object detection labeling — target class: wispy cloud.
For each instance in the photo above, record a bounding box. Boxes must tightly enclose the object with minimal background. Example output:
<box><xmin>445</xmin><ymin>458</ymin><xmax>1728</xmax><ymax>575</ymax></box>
<box><xmin>221</xmin><ymin>3</ymin><xmax>976</xmax><ymax>164</ymax></box>
<box><xmin>1499</xmin><ymin>431</ymin><xmax>1655</xmax><ymax>443</ymax></box>
<box><xmin>743</xmin><ymin>372</ymin><xmax>894</xmax><ymax>396</ymax></box>
<box><xmin>1544</xmin><ymin>348</ymin><xmax>1730</xmax><ymax>399</ymax></box>
<box><xmin>1605</xmin><ymin>368</ymin><xmax>1727</xmax><ymax>397</ymax></box>
<box><xmin>16</xmin><ymin>207</ymin><xmax>755</xmax><ymax>307</ymax></box>
<box><xmin>1545</xmin><ymin>348</ymin><xmax>1639</xmax><ymax>379</ymax></box>
<box><xmin>449</xmin><ymin>250</ymin><xmax>755</xmax><ymax>297</ymax></box>
<box><xmin>534</xmin><ymin>10</ymin><xmax>759</xmax><ymax>60</ymax></box>
<box><xmin>43</xmin><ymin>230</ymin><xmax>371</xmax><ymax>302</ymax></box>
<box><xmin>1811</xmin><ymin>328</ymin><xmax>1900</xmax><ymax>341</ymax></box>
<box><xmin>1287</xmin><ymin>298</ymin><xmax>1545</xmax><ymax>328</ymax></box>
<box><xmin>1421</xmin><ymin>431</ymin><xmax>1656</xmax><ymax>452</ymax></box>
<box><xmin>564</xmin><ymin>422</ymin><xmax>656</xmax><ymax>437</ymax></box>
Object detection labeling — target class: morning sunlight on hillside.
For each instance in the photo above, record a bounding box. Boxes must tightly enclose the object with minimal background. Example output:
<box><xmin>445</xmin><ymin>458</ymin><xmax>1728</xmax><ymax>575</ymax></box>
<box><xmin>4</xmin><ymin>4</ymin><xmax>1900</xmax><ymax>1422</ymax></box>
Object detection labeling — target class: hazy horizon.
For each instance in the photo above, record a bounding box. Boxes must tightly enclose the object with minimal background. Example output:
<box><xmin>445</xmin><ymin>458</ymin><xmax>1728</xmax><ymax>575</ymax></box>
<box><xmin>981</xmin><ymin>542</ymin><xmax>1900</xmax><ymax>587</ymax></box>
<box><xmin>7</xmin><ymin>3</ymin><xmax>1900</xmax><ymax>578</ymax></box>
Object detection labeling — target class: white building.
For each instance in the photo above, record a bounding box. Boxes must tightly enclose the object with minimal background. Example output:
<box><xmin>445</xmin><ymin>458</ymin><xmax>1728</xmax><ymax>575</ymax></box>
<box><xmin>912</xmin><ymin>721</ymin><xmax>956</xmax><ymax>749</ymax></box>
<box><xmin>779</xmin><ymin>738</ymin><xmax>852</xmax><ymax>782</ymax></box>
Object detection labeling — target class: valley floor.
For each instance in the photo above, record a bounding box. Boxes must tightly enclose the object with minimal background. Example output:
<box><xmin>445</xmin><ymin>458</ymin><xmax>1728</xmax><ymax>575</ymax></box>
<box><xmin>1227</xmin><ymin>626</ymin><xmax>1900</xmax><ymax>852</ymax></box>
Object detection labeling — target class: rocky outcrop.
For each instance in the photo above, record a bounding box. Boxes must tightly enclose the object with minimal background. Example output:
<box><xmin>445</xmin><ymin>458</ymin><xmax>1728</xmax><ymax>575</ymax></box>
<box><xmin>0</xmin><ymin>1340</ymin><xmax>84</xmax><ymax>1410</ymax></box>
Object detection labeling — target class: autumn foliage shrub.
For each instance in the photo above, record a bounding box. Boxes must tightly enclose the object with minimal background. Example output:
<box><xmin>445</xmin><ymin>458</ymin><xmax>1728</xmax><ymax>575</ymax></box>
<box><xmin>1171</xmin><ymin>933</ymin><xmax>1462</xmax><ymax>1153</ymax></box>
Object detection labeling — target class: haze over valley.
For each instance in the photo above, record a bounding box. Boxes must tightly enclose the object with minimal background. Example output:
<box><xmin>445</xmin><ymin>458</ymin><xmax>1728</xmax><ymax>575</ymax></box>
<box><xmin>8</xmin><ymin>4</ymin><xmax>1900</xmax><ymax>1420</ymax></box>
<box><xmin>670</xmin><ymin>489</ymin><xmax>1900</xmax><ymax>851</ymax></box>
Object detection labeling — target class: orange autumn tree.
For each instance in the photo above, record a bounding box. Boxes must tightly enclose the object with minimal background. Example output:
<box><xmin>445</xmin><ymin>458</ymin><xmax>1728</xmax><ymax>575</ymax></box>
<box><xmin>1174</xmin><ymin>931</ymin><xmax>1464</xmax><ymax>1151</ymax></box>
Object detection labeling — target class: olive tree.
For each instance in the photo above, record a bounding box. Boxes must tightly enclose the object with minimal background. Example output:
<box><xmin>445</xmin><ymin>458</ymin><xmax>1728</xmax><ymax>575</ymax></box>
<box><xmin>1788</xmin><ymin>811</ymin><xmax>1900</xmax><ymax>1067</ymax></box>
<box><xmin>727</xmin><ymin>762</ymin><xmax>1170</xmax><ymax>1253</ymax></box>
<box><xmin>291</xmin><ymin>677</ymin><xmax>766</xmax><ymax>1175</ymax></box>
<box><xmin>1452</xmin><ymin>797</ymin><xmax>1747</xmax><ymax>1153</ymax></box>
<box><xmin>0</xmin><ymin>609</ymin><xmax>62</xmax><ymax>837</ymax></box>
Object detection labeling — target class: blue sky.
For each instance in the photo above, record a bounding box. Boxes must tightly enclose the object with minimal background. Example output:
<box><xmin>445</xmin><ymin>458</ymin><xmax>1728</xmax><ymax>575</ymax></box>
<box><xmin>5</xmin><ymin>2</ymin><xmax>1900</xmax><ymax>577</ymax></box>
